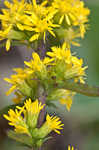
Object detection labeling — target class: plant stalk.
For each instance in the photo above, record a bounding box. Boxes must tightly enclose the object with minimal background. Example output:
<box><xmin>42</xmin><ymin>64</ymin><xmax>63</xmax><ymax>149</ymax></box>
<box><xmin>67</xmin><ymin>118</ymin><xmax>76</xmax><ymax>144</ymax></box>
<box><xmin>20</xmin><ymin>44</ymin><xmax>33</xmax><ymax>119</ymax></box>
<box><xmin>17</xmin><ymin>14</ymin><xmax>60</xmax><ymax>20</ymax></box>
<box><xmin>37</xmin><ymin>39</ymin><xmax>47</xmax><ymax>150</ymax></box>
<box><xmin>38</xmin><ymin>94</ymin><xmax>46</xmax><ymax>127</ymax></box>
<box><xmin>38</xmin><ymin>39</ymin><xmax>47</xmax><ymax>60</ymax></box>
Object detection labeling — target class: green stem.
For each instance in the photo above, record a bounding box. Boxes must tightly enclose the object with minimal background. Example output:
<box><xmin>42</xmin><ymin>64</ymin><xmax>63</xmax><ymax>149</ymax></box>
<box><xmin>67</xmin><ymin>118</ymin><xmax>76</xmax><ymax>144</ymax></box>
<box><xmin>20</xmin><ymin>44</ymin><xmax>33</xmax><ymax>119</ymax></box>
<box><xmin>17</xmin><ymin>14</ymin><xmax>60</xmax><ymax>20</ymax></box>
<box><xmin>36</xmin><ymin>36</ymin><xmax>47</xmax><ymax>150</ymax></box>
<box><xmin>37</xmin><ymin>86</ymin><xmax>46</xmax><ymax>150</ymax></box>
<box><xmin>58</xmin><ymin>81</ymin><xmax>99</xmax><ymax>97</ymax></box>
<box><xmin>38</xmin><ymin>85</ymin><xmax>46</xmax><ymax>127</ymax></box>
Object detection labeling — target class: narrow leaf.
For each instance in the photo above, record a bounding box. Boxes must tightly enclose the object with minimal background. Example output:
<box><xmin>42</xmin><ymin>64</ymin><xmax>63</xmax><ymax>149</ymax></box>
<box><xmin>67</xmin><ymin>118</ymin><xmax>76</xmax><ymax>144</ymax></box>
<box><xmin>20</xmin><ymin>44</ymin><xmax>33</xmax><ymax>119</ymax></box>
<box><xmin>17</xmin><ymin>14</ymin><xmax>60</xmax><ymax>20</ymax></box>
<box><xmin>59</xmin><ymin>81</ymin><xmax>99</xmax><ymax>97</ymax></box>
<box><xmin>8</xmin><ymin>130</ymin><xmax>33</xmax><ymax>147</ymax></box>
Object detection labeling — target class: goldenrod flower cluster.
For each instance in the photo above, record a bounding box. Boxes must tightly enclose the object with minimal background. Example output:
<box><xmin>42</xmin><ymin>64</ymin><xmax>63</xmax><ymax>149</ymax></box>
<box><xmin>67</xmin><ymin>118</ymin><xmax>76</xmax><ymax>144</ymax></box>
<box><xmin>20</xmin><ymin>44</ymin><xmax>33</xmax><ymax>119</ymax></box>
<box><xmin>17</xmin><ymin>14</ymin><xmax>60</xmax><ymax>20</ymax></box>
<box><xmin>52</xmin><ymin>0</ymin><xmax>90</xmax><ymax>37</ymax></box>
<box><xmin>4</xmin><ymin>68</ymin><xmax>32</xmax><ymax>97</ymax></box>
<box><xmin>0</xmin><ymin>0</ymin><xmax>90</xmax><ymax>51</ymax></box>
<box><xmin>4</xmin><ymin>43</ymin><xmax>87</xmax><ymax>111</ymax></box>
<box><xmin>4</xmin><ymin>99</ymin><xmax>63</xmax><ymax>147</ymax></box>
<box><xmin>1</xmin><ymin>0</ymin><xmax>90</xmax><ymax>149</ymax></box>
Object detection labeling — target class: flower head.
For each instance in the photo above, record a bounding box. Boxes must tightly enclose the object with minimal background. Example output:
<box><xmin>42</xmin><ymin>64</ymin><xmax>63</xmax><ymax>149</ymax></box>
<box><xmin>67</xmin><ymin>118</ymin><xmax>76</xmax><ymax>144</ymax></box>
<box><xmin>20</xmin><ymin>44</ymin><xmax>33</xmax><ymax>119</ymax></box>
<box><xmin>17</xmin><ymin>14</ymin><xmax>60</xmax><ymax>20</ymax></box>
<box><xmin>47</xmin><ymin>42</ymin><xmax>87</xmax><ymax>83</ymax></box>
<box><xmin>25</xmin><ymin>0</ymin><xmax>48</xmax><ymax>18</ymax></box>
<box><xmin>35</xmin><ymin>114</ymin><xmax>64</xmax><ymax>138</ymax></box>
<box><xmin>45</xmin><ymin>114</ymin><xmax>64</xmax><ymax>134</ymax></box>
<box><xmin>52</xmin><ymin>0</ymin><xmax>90</xmax><ymax>38</ymax></box>
<box><xmin>59</xmin><ymin>90</ymin><xmax>75</xmax><ymax>111</ymax></box>
<box><xmin>4</xmin><ymin>68</ymin><xmax>32</xmax><ymax>96</ymax></box>
<box><xmin>0</xmin><ymin>0</ymin><xmax>90</xmax><ymax>51</ymax></box>
<box><xmin>25</xmin><ymin>12</ymin><xmax>59</xmax><ymax>42</ymax></box>
<box><xmin>47</xmin><ymin>88</ymin><xmax>75</xmax><ymax>111</ymax></box>
<box><xmin>0</xmin><ymin>0</ymin><xmax>27</xmax><ymax>50</ymax></box>
<box><xmin>4</xmin><ymin>52</ymin><xmax>54</xmax><ymax>99</ymax></box>
<box><xmin>3</xmin><ymin>105</ymin><xmax>29</xmax><ymax>135</ymax></box>
<box><xmin>3</xmin><ymin>99</ymin><xmax>45</xmax><ymax>134</ymax></box>
<box><xmin>47</xmin><ymin>42</ymin><xmax>71</xmax><ymax>63</ymax></box>
<box><xmin>24</xmin><ymin>99</ymin><xmax>45</xmax><ymax>128</ymax></box>
<box><xmin>52</xmin><ymin>0</ymin><xmax>74</xmax><ymax>25</ymax></box>
<box><xmin>24</xmin><ymin>53</ymin><xmax>43</xmax><ymax>72</ymax></box>
<box><xmin>4</xmin><ymin>98</ymin><xmax>63</xmax><ymax>140</ymax></box>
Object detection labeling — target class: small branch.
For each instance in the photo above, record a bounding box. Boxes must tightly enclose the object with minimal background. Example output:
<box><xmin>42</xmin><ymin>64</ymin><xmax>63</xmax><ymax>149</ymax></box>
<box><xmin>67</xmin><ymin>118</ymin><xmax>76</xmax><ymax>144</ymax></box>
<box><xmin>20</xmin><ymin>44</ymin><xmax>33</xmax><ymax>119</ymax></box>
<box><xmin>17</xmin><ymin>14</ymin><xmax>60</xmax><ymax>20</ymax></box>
<box><xmin>58</xmin><ymin>81</ymin><xmax>99</xmax><ymax>97</ymax></box>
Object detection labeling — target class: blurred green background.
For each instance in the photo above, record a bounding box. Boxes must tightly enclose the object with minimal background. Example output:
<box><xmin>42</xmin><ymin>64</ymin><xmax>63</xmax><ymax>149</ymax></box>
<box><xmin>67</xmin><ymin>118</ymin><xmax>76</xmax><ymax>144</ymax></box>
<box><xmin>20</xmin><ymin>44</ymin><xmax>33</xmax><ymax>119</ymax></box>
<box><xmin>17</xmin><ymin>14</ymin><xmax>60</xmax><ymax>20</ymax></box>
<box><xmin>0</xmin><ymin>0</ymin><xmax>99</xmax><ymax>150</ymax></box>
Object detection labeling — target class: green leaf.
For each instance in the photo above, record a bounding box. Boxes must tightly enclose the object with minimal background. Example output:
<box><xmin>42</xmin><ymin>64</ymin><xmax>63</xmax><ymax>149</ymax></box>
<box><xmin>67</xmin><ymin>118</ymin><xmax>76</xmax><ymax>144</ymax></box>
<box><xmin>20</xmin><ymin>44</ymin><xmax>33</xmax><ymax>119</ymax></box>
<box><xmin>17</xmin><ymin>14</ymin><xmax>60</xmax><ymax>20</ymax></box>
<box><xmin>43</xmin><ymin>136</ymin><xmax>52</xmax><ymax>142</ymax></box>
<box><xmin>8</xmin><ymin>30</ymin><xmax>26</xmax><ymax>40</ymax></box>
<box><xmin>8</xmin><ymin>130</ymin><xmax>34</xmax><ymax>147</ymax></box>
<box><xmin>58</xmin><ymin>81</ymin><xmax>99</xmax><ymax>97</ymax></box>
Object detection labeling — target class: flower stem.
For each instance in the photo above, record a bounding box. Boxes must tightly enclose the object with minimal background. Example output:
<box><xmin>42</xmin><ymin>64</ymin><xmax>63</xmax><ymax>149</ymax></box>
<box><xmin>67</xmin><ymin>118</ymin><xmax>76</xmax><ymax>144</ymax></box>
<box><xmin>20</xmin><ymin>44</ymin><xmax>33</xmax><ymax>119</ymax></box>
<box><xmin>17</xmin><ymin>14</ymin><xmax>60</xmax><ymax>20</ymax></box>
<box><xmin>37</xmin><ymin>40</ymin><xmax>47</xmax><ymax>127</ymax></box>
<box><xmin>37</xmin><ymin>38</ymin><xmax>47</xmax><ymax>150</ymax></box>
<box><xmin>38</xmin><ymin>94</ymin><xmax>46</xmax><ymax>127</ymax></box>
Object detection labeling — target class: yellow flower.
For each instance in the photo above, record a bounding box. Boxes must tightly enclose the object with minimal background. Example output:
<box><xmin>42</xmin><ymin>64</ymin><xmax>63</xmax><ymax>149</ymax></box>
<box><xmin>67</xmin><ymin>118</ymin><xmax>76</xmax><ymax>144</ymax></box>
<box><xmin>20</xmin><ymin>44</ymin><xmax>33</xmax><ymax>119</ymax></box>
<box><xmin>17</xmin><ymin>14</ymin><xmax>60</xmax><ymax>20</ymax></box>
<box><xmin>59</xmin><ymin>90</ymin><xmax>75</xmax><ymax>111</ymax></box>
<box><xmin>21</xmin><ymin>0</ymin><xmax>58</xmax><ymax>42</ymax></box>
<box><xmin>47</xmin><ymin>42</ymin><xmax>87</xmax><ymax>83</ymax></box>
<box><xmin>65</xmin><ymin>56</ymin><xmax>87</xmax><ymax>83</ymax></box>
<box><xmin>0</xmin><ymin>26</ymin><xmax>12</xmax><ymax>51</ymax></box>
<box><xmin>3</xmin><ymin>99</ymin><xmax>45</xmax><ymax>134</ymax></box>
<box><xmin>52</xmin><ymin>0</ymin><xmax>90</xmax><ymax>38</ymax></box>
<box><xmin>25</xmin><ymin>12</ymin><xmax>59</xmax><ymax>42</ymax></box>
<box><xmin>72</xmin><ymin>1</ymin><xmax>90</xmax><ymax>38</ymax></box>
<box><xmin>43</xmin><ymin>57</ymin><xmax>54</xmax><ymax>65</ymax></box>
<box><xmin>24</xmin><ymin>99</ymin><xmax>45</xmax><ymax>128</ymax></box>
<box><xmin>52</xmin><ymin>0</ymin><xmax>74</xmax><ymax>25</ymax></box>
<box><xmin>3</xmin><ymin>105</ymin><xmax>29</xmax><ymax>135</ymax></box>
<box><xmin>4</xmin><ymin>53</ymin><xmax>54</xmax><ymax>97</ymax></box>
<box><xmin>4</xmin><ymin>72</ymin><xmax>24</xmax><ymax>96</ymax></box>
<box><xmin>47</xmin><ymin>42</ymin><xmax>71</xmax><ymax>64</ymax></box>
<box><xmin>47</xmin><ymin>88</ymin><xmax>75</xmax><ymax>111</ymax></box>
<box><xmin>45</xmin><ymin>114</ymin><xmax>64</xmax><ymax>134</ymax></box>
<box><xmin>25</xmin><ymin>99</ymin><xmax>45</xmax><ymax>115</ymax></box>
<box><xmin>0</xmin><ymin>0</ymin><xmax>90</xmax><ymax>51</ymax></box>
<box><xmin>36</xmin><ymin>114</ymin><xmax>64</xmax><ymax>138</ymax></box>
<box><xmin>64</xmin><ymin>28</ymin><xmax>81</xmax><ymax>47</ymax></box>
<box><xmin>4</xmin><ymin>68</ymin><xmax>32</xmax><ymax>96</ymax></box>
<box><xmin>24</xmin><ymin>53</ymin><xmax>43</xmax><ymax>72</ymax></box>
<box><xmin>25</xmin><ymin>0</ymin><xmax>48</xmax><ymax>18</ymax></box>
<box><xmin>4</xmin><ymin>98</ymin><xmax>63</xmax><ymax>139</ymax></box>
<box><xmin>24</xmin><ymin>52</ymin><xmax>54</xmax><ymax>72</ymax></box>
<box><xmin>0</xmin><ymin>0</ymin><xmax>27</xmax><ymax>50</ymax></box>
<box><xmin>24</xmin><ymin>52</ymin><xmax>56</xmax><ymax>81</ymax></box>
